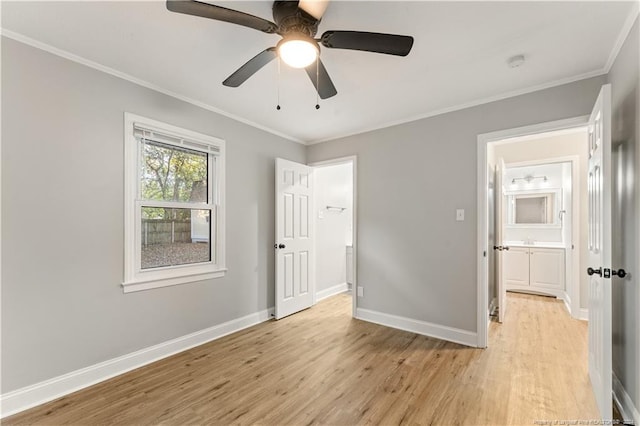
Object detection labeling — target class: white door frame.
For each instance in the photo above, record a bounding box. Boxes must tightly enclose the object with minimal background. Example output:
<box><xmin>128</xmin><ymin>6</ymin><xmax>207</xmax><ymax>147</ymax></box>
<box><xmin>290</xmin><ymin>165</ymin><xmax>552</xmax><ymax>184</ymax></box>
<box><xmin>309</xmin><ymin>156</ymin><xmax>358</xmax><ymax>318</ymax></box>
<box><xmin>496</xmin><ymin>158</ymin><xmax>506</xmax><ymax>323</ymax></box>
<box><xmin>476</xmin><ymin>116</ymin><xmax>588</xmax><ymax>348</ymax></box>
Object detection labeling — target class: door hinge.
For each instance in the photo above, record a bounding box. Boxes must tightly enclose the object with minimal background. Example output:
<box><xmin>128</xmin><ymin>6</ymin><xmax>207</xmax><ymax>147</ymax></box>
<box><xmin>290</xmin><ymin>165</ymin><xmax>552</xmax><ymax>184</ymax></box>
<box><xmin>483</xmin><ymin>250</ymin><xmax>487</xmax><ymax>257</ymax></box>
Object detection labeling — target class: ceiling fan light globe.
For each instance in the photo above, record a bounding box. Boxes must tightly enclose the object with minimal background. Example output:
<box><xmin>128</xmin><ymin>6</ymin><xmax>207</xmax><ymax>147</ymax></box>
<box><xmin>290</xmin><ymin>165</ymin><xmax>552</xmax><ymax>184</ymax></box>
<box><xmin>278</xmin><ymin>39</ymin><xmax>319</xmax><ymax>68</ymax></box>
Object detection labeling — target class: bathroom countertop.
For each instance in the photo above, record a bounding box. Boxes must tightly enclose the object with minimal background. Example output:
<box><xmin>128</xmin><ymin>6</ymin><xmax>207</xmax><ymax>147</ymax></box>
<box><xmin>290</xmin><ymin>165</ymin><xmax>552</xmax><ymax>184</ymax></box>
<box><xmin>503</xmin><ymin>241</ymin><xmax>566</xmax><ymax>249</ymax></box>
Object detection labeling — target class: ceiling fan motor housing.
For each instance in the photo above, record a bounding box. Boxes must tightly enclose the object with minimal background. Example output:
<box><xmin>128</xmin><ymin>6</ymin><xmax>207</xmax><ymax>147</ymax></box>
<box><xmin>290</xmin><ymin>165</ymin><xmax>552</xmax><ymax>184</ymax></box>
<box><xmin>272</xmin><ymin>1</ymin><xmax>319</xmax><ymax>37</ymax></box>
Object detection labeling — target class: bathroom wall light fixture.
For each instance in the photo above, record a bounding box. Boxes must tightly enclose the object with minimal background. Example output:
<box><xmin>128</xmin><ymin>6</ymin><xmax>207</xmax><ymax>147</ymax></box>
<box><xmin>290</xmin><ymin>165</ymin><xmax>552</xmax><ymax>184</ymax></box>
<box><xmin>511</xmin><ymin>175</ymin><xmax>548</xmax><ymax>184</ymax></box>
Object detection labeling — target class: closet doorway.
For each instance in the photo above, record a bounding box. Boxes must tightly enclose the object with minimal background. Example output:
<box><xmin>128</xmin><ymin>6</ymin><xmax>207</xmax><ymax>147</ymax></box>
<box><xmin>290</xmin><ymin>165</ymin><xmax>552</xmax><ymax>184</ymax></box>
<box><xmin>311</xmin><ymin>157</ymin><xmax>357</xmax><ymax>317</ymax></box>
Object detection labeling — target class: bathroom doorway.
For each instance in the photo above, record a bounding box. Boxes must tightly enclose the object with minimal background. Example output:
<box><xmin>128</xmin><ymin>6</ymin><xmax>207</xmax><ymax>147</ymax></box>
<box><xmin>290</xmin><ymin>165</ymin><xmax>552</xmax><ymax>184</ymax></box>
<box><xmin>477</xmin><ymin>116</ymin><xmax>591</xmax><ymax>347</ymax></box>
<box><xmin>489</xmin><ymin>128</ymin><xmax>586</xmax><ymax>323</ymax></box>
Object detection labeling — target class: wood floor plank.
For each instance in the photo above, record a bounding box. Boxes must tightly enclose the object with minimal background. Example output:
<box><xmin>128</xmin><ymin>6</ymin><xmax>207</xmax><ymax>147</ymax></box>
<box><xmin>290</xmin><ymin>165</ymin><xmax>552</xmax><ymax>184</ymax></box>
<box><xmin>4</xmin><ymin>292</ymin><xmax>599</xmax><ymax>425</ymax></box>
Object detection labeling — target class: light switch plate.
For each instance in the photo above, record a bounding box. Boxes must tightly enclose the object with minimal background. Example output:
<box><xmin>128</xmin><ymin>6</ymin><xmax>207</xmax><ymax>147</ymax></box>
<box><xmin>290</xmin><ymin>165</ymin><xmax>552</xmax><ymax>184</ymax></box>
<box><xmin>357</xmin><ymin>286</ymin><xmax>364</xmax><ymax>297</ymax></box>
<box><xmin>456</xmin><ymin>209</ymin><xmax>465</xmax><ymax>221</ymax></box>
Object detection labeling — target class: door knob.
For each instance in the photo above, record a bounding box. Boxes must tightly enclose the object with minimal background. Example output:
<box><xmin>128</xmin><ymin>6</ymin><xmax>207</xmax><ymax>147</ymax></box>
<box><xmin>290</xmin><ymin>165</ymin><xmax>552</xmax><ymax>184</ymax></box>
<box><xmin>587</xmin><ymin>267</ymin><xmax>602</xmax><ymax>277</ymax></box>
<box><xmin>503</xmin><ymin>246</ymin><xmax>510</xmax><ymax>251</ymax></box>
<box><xmin>612</xmin><ymin>269</ymin><xmax>627</xmax><ymax>278</ymax></box>
<box><xmin>273</xmin><ymin>243</ymin><xmax>286</xmax><ymax>249</ymax></box>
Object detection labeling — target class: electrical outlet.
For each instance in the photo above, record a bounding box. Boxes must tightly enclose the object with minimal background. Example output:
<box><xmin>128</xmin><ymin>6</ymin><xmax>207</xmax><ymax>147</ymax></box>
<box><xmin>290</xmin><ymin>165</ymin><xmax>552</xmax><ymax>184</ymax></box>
<box><xmin>357</xmin><ymin>286</ymin><xmax>364</xmax><ymax>297</ymax></box>
<box><xmin>456</xmin><ymin>209</ymin><xmax>465</xmax><ymax>221</ymax></box>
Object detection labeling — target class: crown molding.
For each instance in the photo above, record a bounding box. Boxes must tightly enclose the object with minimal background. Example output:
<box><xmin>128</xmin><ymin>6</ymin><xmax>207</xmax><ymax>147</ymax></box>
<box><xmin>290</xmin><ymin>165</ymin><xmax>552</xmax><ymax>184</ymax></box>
<box><xmin>604</xmin><ymin>1</ymin><xmax>639</xmax><ymax>73</ymax></box>
<box><xmin>0</xmin><ymin>29</ymin><xmax>306</xmax><ymax>145</ymax></box>
<box><xmin>307</xmin><ymin>68</ymin><xmax>606</xmax><ymax>145</ymax></box>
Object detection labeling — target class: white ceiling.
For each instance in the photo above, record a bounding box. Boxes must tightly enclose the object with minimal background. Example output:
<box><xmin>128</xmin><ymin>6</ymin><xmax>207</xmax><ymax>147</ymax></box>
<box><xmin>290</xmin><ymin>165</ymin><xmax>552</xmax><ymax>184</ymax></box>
<box><xmin>2</xmin><ymin>1</ymin><xmax>637</xmax><ymax>144</ymax></box>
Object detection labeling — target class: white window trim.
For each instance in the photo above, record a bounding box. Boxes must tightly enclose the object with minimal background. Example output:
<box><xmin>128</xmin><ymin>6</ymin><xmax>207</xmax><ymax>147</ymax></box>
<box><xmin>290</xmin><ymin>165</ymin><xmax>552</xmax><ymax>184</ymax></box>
<box><xmin>123</xmin><ymin>113</ymin><xmax>226</xmax><ymax>293</ymax></box>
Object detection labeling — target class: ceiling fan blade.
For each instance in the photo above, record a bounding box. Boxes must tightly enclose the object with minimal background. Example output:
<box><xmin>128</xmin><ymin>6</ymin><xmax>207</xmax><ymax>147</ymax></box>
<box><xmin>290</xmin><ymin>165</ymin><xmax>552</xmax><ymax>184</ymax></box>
<box><xmin>298</xmin><ymin>0</ymin><xmax>329</xmax><ymax>20</ymax></box>
<box><xmin>305</xmin><ymin>59</ymin><xmax>337</xmax><ymax>99</ymax></box>
<box><xmin>321</xmin><ymin>31</ymin><xmax>414</xmax><ymax>56</ymax></box>
<box><xmin>223</xmin><ymin>48</ymin><xmax>277</xmax><ymax>87</ymax></box>
<box><xmin>166</xmin><ymin>0</ymin><xmax>277</xmax><ymax>34</ymax></box>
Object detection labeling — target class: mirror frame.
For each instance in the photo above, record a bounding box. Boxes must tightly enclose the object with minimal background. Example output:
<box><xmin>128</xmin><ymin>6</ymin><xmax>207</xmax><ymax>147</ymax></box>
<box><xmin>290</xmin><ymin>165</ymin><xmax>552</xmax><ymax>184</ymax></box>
<box><xmin>505</xmin><ymin>188</ymin><xmax>562</xmax><ymax>228</ymax></box>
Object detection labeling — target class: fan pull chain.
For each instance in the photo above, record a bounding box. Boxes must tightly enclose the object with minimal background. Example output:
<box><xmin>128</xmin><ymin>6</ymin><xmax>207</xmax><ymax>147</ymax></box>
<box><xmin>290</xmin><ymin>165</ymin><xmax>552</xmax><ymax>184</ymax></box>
<box><xmin>276</xmin><ymin>57</ymin><xmax>281</xmax><ymax>111</ymax></box>
<box><xmin>315</xmin><ymin>59</ymin><xmax>320</xmax><ymax>110</ymax></box>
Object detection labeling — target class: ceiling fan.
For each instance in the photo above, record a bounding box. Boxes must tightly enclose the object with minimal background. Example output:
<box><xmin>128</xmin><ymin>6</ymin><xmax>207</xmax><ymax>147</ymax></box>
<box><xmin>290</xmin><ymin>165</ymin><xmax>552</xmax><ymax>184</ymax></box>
<box><xmin>166</xmin><ymin>0</ymin><xmax>414</xmax><ymax>99</ymax></box>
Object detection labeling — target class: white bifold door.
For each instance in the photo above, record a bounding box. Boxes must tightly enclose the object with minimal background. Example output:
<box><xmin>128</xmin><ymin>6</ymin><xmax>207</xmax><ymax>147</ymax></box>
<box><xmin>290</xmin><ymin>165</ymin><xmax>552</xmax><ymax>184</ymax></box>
<box><xmin>275</xmin><ymin>158</ymin><xmax>315</xmax><ymax>319</ymax></box>
<box><xmin>586</xmin><ymin>84</ymin><xmax>613</xmax><ymax>420</ymax></box>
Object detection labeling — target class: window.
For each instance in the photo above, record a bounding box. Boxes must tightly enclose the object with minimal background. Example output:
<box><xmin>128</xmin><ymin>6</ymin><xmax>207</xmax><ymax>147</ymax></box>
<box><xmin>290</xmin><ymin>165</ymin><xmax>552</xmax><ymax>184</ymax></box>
<box><xmin>123</xmin><ymin>113</ymin><xmax>225</xmax><ymax>292</ymax></box>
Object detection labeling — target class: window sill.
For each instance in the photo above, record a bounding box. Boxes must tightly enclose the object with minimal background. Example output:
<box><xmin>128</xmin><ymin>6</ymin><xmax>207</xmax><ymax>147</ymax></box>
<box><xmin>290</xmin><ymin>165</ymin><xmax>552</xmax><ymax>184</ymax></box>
<box><xmin>122</xmin><ymin>269</ymin><xmax>227</xmax><ymax>293</ymax></box>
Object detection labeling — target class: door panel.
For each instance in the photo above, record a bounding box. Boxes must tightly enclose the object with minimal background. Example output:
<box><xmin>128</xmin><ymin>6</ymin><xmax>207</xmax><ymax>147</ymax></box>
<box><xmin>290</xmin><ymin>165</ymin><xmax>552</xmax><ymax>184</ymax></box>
<box><xmin>587</xmin><ymin>85</ymin><xmax>612</xmax><ymax>420</ymax></box>
<box><xmin>275</xmin><ymin>158</ymin><xmax>315</xmax><ymax>319</ymax></box>
<box><xmin>283</xmin><ymin>253</ymin><xmax>294</xmax><ymax>299</ymax></box>
<box><xmin>284</xmin><ymin>193</ymin><xmax>294</xmax><ymax>238</ymax></box>
<box><xmin>529</xmin><ymin>248</ymin><xmax>565</xmax><ymax>289</ymax></box>
<box><xmin>299</xmin><ymin>251</ymin><xmax>309</xmax><ymax>294</ymax></box>
<box><xmin>504</xmin><ymin>247</ymin><xmax>530</xmax><ymax>288</ymax></box>
<box><xmin>299</xmin><ymin>195</ymin><xmax>309</xmax><ymax>237</ymax></box>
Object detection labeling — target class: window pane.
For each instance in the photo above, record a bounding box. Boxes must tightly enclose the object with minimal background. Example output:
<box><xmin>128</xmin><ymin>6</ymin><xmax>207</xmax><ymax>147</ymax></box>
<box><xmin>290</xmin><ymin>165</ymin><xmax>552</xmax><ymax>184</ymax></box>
<box><xmin>141</xmin><ymin>207</ymin><xmax>211</xmax><ymax>269</ymax></box>
<box><xmin>140</xmin><ymin>140</ymin><xmax>208</xmax><ymax>203</ymax></box>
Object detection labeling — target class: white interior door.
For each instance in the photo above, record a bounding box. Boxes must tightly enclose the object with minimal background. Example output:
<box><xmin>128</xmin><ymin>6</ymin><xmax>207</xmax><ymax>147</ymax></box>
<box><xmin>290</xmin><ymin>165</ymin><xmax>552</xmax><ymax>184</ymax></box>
<box><xmin>275</xmin><ymin>158</ymin><xmax>314</xmax><ymax>319</ymax></box>
<box><xmin>496</xmin><ymin>158</ymin><xmax>506</xmax><ymax>323</ymax></box>
<box><xmin>587</xmin><ymin>84</ymin><xmax>612</xmax><ymax>420</ymax></box>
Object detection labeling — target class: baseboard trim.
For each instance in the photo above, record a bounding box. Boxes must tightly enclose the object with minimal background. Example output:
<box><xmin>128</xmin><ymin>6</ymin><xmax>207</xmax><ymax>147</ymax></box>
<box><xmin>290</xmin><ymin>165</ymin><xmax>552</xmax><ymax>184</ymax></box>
<box><xmin>579</xmin><ymin>308</ymin><xmax>589</xmax><ymax>321</ymax></box>
<box><xmin>613</xmin><ymin>372</ymin><xmax>640</xmax><ymax>425</ymax></box>
<box><xmin>0</xmin><ymin>307</ymin><xmax>274</xmax><ymax>418</ymax></box>
<box><xmin>316</xmin><ymin>282</ymin><xmax>349</xmax><ymax>302</ymax></box>
<box><xmin>562</xmin><ymin>297</ymin><xmax>571</xmax><ymax>316</ymax></box>
<box><xmin>355</xmin><ymin>308</ymin><xmax>478</xmax><ymax>348</ymax></box>
<box><xmin>489</xmin><ymin>297</ymin><xmax>497</xmax><ymax>317</ymax></box>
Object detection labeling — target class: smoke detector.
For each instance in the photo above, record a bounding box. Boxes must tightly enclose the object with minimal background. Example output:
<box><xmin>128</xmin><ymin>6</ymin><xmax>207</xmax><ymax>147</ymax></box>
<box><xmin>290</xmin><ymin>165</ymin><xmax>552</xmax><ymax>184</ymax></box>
<box><xmin>508</xmin><ymin>54</ymin><xmax>526</xmax><ymax>68</ymax></box>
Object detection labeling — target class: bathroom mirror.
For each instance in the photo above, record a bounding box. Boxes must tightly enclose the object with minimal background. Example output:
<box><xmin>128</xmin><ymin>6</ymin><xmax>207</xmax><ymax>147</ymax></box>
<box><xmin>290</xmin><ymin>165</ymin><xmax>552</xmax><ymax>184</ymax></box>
<box><xmin>506</xmin><ymin>190</ymin><xmax>561</xmax><ymax>227</ymax></box>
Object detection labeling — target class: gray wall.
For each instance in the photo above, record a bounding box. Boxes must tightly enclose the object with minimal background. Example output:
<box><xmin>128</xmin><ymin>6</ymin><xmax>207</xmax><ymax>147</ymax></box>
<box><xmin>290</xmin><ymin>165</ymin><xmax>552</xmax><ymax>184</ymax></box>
<box><xmin>1</xmin><ymin>38</ymin><xmax>305</xmax><ymax>393</ymax></box>
<box><xmin>608</xmin><ymin>17</ymin><xmax>639</xmax><ymax>415</ymax></box>
<box><xmin>307</xmin><ymin>75</ymin><xmax>606</xmax><ymax>332</ymax></box>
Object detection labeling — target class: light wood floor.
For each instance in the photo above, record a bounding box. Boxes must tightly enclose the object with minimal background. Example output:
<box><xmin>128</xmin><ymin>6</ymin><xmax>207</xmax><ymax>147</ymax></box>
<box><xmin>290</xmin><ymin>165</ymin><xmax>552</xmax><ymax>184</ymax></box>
<box><xmin>5</xmin><ymin>292</ymin><xmax>599</xmax><ymax>425</ymax></box>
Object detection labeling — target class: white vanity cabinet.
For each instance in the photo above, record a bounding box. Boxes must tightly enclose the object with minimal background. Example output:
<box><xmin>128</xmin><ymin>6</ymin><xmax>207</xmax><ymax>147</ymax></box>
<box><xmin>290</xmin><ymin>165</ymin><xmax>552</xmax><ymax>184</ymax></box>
<box><xmin>529</xmin><ymin>248</ymin><xmax>565</xmax><ymax>290</ymax></box>
<box><xmin>504</xmin><ymin>247</ymin><xmax>530</xmax><ymax>287</ymax></box>
<box><xmin>503</xmin><ymin>245</ymin><xmax>565</xmax><ymax>295</ymax></box>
